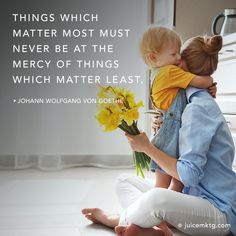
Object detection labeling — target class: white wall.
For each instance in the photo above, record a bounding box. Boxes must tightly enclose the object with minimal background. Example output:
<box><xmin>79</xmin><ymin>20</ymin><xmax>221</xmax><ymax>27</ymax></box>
<box><xmin>0</xmin><ymin>0</ymin><xmax>149</xmax><ymax>155</ymax></box>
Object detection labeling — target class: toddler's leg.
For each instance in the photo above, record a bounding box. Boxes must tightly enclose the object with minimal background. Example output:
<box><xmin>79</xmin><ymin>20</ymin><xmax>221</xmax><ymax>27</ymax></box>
<box><xmin>168</xmin><ymin>177</ymin><xmax>183</xmax><ymax>192</ymax></box>
<box><xmin>155</xmin><ymin>170</ymin><xmax>171</xmax><ymax>188</ymax></box>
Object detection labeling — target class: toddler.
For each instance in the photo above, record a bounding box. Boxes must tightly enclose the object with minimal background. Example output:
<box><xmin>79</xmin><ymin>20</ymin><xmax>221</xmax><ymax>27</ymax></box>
<box><xmin>140</xmin><ymin>27</ymin><xmax>214</xmax><ymax>191</ymax></box>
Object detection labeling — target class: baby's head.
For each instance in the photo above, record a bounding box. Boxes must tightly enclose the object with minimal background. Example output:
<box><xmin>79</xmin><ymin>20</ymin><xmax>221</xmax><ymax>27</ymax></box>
<box><xmin>140</xmin><ymin>26</ymin><xmax>182</xmax><ymax>68</ymax></box>
<box><xmin>181</xmin><ymin>35</ymin><xmax>222</xmax><ymax>75</ymax></box>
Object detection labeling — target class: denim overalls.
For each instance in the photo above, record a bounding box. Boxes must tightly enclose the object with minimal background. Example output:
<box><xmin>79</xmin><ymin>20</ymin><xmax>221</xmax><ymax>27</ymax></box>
<box><xmin>150</xmin><ymin>69</ymin><xmax>187</xmax><ymax>172</ymax></box>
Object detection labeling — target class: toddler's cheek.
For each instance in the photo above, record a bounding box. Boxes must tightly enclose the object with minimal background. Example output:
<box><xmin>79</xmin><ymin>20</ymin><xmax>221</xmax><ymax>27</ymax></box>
<box><xmin>180</xmin><ymin>60</ymin><xmax>189</xmax><ymax>71</ymax></box>
<box><xmin>177</xmin><ymin>60</ymin><xmax>183</xmax><ymax>68</ymax></box>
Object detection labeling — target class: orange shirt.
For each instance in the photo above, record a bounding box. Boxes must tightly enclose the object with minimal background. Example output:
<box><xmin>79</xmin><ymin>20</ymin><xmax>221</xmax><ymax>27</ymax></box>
<box><xmin>151</xmin><ymin>65</ymin><xmax>195</xmax><ymax>111</ymax></box>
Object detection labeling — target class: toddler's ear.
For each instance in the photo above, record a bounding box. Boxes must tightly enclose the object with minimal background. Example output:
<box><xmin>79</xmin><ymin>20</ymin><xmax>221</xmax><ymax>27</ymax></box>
<box><xmin>148</xmin><ymin>52</ymin><xmax>157</xmax><ymax>62</ymax></box>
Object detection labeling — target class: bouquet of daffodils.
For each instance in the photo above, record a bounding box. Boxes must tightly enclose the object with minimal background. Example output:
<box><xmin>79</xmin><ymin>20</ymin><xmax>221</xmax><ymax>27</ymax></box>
<box><xmin>96</xmin><ymin>85</ymin><xmax>150</xmax><ymax>178</ymax></box>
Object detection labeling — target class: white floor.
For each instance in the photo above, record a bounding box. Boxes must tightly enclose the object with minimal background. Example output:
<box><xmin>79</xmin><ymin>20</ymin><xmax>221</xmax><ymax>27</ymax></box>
<box><xmin>0</xmin><ymin>167</ymin><xmax>186</xmax><ymax>236</ymax></box>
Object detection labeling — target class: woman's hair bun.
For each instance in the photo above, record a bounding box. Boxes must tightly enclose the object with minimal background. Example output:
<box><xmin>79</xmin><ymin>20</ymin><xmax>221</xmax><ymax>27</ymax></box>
<box><xmin>203</xmin><ymin>35</ymin><xmax>222</xmax><ymax>55</ymax></box>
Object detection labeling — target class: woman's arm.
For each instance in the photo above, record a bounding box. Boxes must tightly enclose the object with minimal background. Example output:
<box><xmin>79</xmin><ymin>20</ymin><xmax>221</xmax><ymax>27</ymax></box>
<box><xmin>125</xmin><ymin>132</ymin><xmax>180</xmax><ymax>180</ymax></box>
<box><xmin>126</xmin><ymin>102</ymin><xmax>215</xmax><ymax>186</ymax></box>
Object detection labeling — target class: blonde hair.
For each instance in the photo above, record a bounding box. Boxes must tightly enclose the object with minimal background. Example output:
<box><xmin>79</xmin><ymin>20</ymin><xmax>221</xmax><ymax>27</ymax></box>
<box><xmin>181</xmin><ymin>35</ymin><xmax>222</xmax><ymax>75</ymax></box>
<box><xmin>140</xmin><ymin>26</ymin><xmax>182</xmax><ymax>66</ymax></box>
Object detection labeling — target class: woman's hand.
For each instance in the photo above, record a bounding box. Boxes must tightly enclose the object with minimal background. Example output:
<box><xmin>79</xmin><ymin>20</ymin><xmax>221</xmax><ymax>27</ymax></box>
<box><xmin>208</xmin><ymin>82</ymin><xmax>217</xmax><ymax>98</ymax></box>
<box><xmin>125</xmin><ymin>132</ymin><xmax>151</xmax><ymax>153</ymax></box>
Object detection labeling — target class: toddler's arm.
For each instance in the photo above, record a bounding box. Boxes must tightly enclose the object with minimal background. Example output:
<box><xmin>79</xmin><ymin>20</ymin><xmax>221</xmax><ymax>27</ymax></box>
<box><xmin>190</xmin><ymin>75</ymin><xmax>213</xmax><ymax>88</ymax></box>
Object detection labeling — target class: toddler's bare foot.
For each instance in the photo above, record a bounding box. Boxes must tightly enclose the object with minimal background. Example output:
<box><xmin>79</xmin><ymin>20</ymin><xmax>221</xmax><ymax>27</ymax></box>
<box><xmin>82</xmin><ymin>208</ymin><xmax>119</xmax><ymax>228</ymax></box>
<box><xmin>115</xmin><ymin>224</ymin><xmax>173</xmax><ymax>236</ymax></box>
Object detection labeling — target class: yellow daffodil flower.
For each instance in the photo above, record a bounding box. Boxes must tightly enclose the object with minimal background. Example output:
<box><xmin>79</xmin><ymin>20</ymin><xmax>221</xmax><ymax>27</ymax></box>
<box><xmin>95</xmin><ymin>85</ymin><xmax>150</xmax><ymax>177</ymax></box>
<box><xmin>123</xmin><ymin>108</ymin><xmax>139</xmax><ymax>126</ymax></box>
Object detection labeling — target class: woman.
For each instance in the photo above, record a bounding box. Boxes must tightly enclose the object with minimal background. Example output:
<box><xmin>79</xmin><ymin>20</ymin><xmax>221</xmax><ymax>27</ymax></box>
<box><xmin>82</xmin><ymin>35</ymin><xmax>236</xmax><ymax>236</ymax></box>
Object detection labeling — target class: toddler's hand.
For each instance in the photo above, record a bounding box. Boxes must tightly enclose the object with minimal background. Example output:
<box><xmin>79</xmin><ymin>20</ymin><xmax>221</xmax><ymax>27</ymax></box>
<box><xmin>152</xmin><ymin>113</ymin><xmax>163</xmax><ymax>135</ymax></box>
<box><xmin>208</xmin><ymin>82</ymin><xmax>217</xmax><ymax>98</ymax></box>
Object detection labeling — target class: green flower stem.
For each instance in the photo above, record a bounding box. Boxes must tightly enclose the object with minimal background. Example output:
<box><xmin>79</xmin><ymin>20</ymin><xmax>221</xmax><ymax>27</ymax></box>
<box><xmin>144</xmin><ymin>154</ymin><xmax>150</xmax><ymax>171</ymax></box>
<box><xmin>139</xmin><ymin>162</ymin><xmax>145</xmax><ymax>179</ymax></box>
<box><xmin>118</xmin><ymin>124</ymin><xmax>130</xmax><ymax>133</ymax></box>
<box><xmin>137</xmin><ymin>151</ymin><xmax>145</xmax><ymax>168</ymax></box>
<box><xmin>137</xmin><ymin>159</ymin><xmax>144</xmax><ymax>178</ymax></box>
<box><xmin>130</xmin><ymin>124</ymin><xmax>139</xmax><ymax>135</ymax></box>
<box><xmin>140</xmin><ymin>152</ymin><xmax>150</xmax><ymax>170</ymax></box>
<box><xmin>133</xmin><ymin>152</ymin><xmax>138</xmax><ymax>176</ymax></box>
<box><xmin>122</xmin><ymin>120</ymin><xmax>137</xmax><ymax>135</ymax></box>
<box><xmin>132</xmin><ymin>121</ymin><xmax>140</xmax><ymax>134</ymax></box>
<box><xmin>119</xmin><ymin>119</ymin><xmax>151</xmax><ymax>178</ymax></box>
